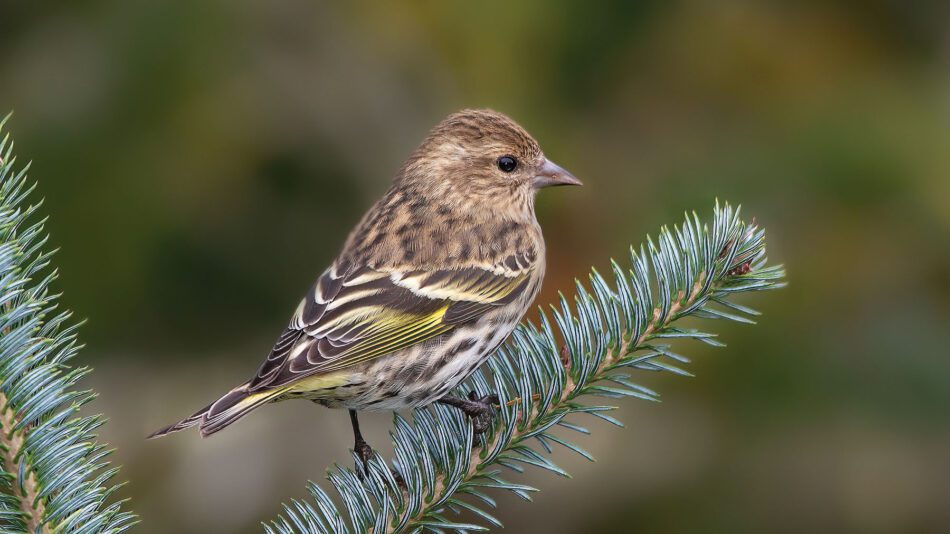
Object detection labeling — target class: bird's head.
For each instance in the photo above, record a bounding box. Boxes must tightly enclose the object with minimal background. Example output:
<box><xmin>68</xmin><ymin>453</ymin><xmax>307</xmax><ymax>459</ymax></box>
<box><xmin>396</xmin><ymin>109</ymin><xmax>581</xmax><ymax>220</ymax></box>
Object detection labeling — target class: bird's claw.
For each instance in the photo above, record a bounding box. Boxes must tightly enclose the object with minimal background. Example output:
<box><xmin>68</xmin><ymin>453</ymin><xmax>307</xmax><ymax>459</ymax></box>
<box><xmin>438</xmin><ymin>392</ymin><xmax>500</xmax><ymax>436</ymax></box>
<box><xmin>354</xmin><ymin>439</ymin><xmax>374</xmax><ymax>465</ymax></box>
<box><xmin>354</xmin><ymin>441</ymin><xmax>406</xmax><ymax>490</ymax></box>
<box><xmin>472</xmin><ymin>411</ymin><xmax>493</xmax><ymax>434</ymax></box>
<box><xmin>467</xmin><ymin>391</ymin><xmax>499</xmax><ymax>435</ymax></box>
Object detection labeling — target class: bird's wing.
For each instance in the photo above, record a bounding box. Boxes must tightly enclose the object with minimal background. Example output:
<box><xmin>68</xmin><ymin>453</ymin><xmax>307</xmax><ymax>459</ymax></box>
<box><xmin>248</xmin><ymin>254</ymin><xmax>536</xmax><ymax>391</ymax></box>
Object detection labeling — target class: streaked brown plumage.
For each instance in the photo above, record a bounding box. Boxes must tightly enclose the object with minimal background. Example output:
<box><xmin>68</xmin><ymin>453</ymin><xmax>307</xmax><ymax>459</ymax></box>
<box><xmin>150</xmin><ymin>109</ymin><xmax>581</xmax><ymax>456</ymax></box>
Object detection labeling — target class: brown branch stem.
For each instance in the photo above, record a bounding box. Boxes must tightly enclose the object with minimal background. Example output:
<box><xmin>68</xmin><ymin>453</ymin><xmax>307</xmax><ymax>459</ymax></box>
<box><xmin>0</xmin><ymin>392</ymin><xmax>49</xmax><ymax>534</ymax></box>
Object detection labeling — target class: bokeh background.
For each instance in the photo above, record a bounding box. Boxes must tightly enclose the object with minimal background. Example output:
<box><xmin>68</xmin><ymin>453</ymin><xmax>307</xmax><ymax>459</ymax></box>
<box><xmin>2</xmin><ymin>1</ymin><xmax>949</xmax><ymax>532</ymax></box>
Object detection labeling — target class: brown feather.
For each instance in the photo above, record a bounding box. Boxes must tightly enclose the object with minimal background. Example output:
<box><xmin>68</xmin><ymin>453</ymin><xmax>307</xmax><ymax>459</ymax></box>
<box><xmin>150</xmin><ymin>109</ymin><xmax>570</xmax><ymax>437</ymax></box>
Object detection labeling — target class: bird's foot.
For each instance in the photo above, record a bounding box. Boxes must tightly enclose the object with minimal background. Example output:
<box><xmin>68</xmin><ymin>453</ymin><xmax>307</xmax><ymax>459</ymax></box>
<box><xmin>468</xmin><ymin>391</ymin><xmax>500</xmax><ymax>434</ymax></box>
<box><xmin>353</xmin><ymin>437</ymin><xmax>374</xmax><ymax>480</ymax></box>
<box><xmin>354</xmin><ymin>438</ymin><xmax>374</xmax><ymax>466</ymax></box>
<box><xmin>354</xmin><ymin>439</ymin><xmax>406</xmax><ymax>490</ymax></box>
<box><xmin>439</xmin><ymin>391</ymin><xmax>500</xmax><ymax>435</ymax></box>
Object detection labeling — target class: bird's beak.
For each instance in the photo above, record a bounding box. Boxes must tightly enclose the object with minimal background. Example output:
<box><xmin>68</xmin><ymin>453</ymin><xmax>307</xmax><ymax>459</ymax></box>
<box><xmin>533</xmin><ymin>158</ymin><xmax>582</xmax><ymax>189</ymax></box>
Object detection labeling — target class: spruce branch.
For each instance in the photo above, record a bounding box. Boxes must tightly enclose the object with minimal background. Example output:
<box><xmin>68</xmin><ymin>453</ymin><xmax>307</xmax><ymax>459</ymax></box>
<box><xmin>1</xmin><ymin>393</ymin><xmax>47</xmax><ymax>532</ymax></box>
<box><xmin>265</xmin><ymin>201</ymin><xmax>785</xmax><ymax>533</ymax></box>
<box><xmin>0</xmin><ymin>115</ymin><xmax>136</xmax><ymax>533</ymax></box>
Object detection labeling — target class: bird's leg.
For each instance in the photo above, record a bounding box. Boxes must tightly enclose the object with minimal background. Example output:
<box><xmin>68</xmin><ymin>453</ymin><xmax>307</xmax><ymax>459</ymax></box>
<box><xmin>438</xmin><ymin>391</ymin><xmax>500</xmax><ymax>435</ymax></box>
<box><xmin>348</xmin><ymin>409</ymin><xmax>406</xmax><ymax>490</ymax></box>
<box><xmin>349</xmin><ymin>409</ymin><xmax>374</xmax><ymax>470</ymax></box>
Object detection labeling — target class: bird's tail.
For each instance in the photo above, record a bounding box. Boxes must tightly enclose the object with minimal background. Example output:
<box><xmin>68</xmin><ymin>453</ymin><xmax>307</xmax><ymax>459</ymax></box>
<box><xmin>147</xmin><ymin>384</ymin><xmax>285</xmax><ymax>439</ymax></box>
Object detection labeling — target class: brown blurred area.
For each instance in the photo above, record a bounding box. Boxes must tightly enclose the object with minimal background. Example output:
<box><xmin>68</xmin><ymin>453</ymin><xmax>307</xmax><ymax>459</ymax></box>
<box><xmin>2</xmin><ymin>1</ymin><xmax>949</xmax><ymax>532</ymax></box>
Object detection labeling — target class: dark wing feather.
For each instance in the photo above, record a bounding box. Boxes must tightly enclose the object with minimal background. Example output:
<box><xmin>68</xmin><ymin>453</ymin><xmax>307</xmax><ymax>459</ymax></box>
<box><xmin>248</xmin><ymin>256</ymin><xmax>535</xmax><ymax>392</ymax></box>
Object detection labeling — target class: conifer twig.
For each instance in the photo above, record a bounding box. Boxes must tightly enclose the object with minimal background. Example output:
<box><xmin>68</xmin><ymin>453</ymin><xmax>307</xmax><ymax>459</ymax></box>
<box><xmin>1</xmin><ymin>392</ymin><xmax>47</xmax><ymax>533</ymax></box>
<box><xmin>266</xmin><ymin>201</ymin><xmax>786</xmax><ymax>533</ymax></box>
<box><xmin>0</xmin><ymin>115</ymin><xmax>135</xmax><ymax>533</ymax></box>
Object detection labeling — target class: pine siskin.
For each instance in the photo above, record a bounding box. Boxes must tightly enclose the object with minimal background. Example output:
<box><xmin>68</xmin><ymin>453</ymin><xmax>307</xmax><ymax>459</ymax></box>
<box><xmin>149</xmin><ymin>109</ymin><xmax>581</xmax><ymax>463</ymax></box>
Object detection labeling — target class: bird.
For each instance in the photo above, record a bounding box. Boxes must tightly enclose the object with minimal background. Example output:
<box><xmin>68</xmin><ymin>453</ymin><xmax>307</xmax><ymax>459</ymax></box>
<box><xmin>148</xmin><ymin>109</ymin><xmax>582</xmax><ymax>467</ymax></box>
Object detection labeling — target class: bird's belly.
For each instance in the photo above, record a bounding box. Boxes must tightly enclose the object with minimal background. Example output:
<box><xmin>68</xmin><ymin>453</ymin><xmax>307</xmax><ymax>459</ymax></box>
<box><xmin>318</xmin><ymin>318</ymin><xmax>518</xmax><ymax>411</ymax></box>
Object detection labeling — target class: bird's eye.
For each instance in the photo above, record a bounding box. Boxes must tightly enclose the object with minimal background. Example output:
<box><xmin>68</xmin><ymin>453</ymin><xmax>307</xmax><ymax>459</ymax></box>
<box><xmin>496</xmin><ymin>155</ymin><xmax>518</xmax><ymax>173</ymax></box>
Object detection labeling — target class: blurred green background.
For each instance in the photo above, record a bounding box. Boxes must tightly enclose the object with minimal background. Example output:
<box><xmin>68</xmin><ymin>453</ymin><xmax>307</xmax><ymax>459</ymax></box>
<box><xmin>2</xmin><ymin>1</ymin><xmax>949</xmax><ymax>532</ymax></box>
